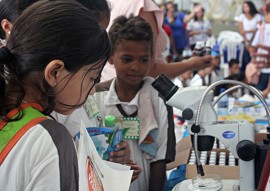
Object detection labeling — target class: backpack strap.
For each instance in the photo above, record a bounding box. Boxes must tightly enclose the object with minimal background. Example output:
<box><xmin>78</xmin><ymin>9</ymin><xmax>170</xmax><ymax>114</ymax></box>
<box><xmin>0</xmin><ymin>103</ymin><xmax>47</xmax><ymax>165</ymax></box>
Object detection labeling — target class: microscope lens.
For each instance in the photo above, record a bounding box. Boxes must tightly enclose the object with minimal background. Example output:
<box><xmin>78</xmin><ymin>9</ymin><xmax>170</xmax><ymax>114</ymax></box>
<box><xmin>152</xmin><ymin>74</ymin><xmax>179</xmax><ymax>100</ymax></box>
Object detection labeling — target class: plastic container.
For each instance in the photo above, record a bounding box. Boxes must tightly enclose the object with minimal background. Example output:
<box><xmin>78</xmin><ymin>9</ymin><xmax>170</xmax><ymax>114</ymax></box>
<box><xmin>204</xmin><ymin>42</ymin><xmax>212</xmax><ymax>56</ymax></box>
<box><xmin>104</xmin><ymin>115</ymin><xmax>118</xmax><ymax>131</ymax></box>
<box><xmin>192</xmin><ymin>174</ymin><xmax>222</xmax><ymax>191</ymax></box>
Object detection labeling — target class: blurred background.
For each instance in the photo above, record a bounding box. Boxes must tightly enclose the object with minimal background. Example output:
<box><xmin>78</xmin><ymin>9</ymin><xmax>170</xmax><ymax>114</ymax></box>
<box><xmin>154</xmin><ymin>0</ymin><xmax>267</xmax><ymax>36</ymax></box>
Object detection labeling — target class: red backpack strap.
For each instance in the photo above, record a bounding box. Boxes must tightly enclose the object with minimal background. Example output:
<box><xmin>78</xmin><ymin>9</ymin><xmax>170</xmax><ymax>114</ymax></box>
<box><xmin>0</xmin><ymin>104</ymin><xmax>47</xmax><ymax>165</ymax></box>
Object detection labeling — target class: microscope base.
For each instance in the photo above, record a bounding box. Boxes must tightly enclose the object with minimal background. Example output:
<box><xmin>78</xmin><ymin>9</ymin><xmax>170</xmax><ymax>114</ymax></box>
<box><xmin>173</xmin><ymin>179</ymin><xmax>240</xmax><ymax>191</ymax></box>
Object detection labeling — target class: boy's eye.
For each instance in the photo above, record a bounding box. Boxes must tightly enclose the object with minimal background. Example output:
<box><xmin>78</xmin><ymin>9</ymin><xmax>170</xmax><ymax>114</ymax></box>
<box><xmin>141</xmin><ymin>58</ymin><xmax>150</xmax><ymax>64</ymax></box>
<box><xmin>121</xmin><ymin>57</ymin><xmax>132</xmax><ymax>63</ymax></box>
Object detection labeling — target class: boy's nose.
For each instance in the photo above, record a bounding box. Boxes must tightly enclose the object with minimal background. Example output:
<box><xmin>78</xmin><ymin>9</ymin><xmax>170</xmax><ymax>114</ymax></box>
<box><xmin>130</xmin><ymin>61</ymin><xmax>140</xmax><ymax>71</ymax></box>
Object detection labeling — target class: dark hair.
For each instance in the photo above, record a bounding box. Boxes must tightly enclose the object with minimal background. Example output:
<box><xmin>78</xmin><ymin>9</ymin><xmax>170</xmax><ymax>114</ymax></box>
<box><xmin>228</xmin><ymin>59</ymin><xmax>239</xmax><ymax>68</ymax></box>
<box><xmin>109</xmin><ymin>15</ymin><xmax>153</xmax><ymax>54</ymax></box>
<box><xmin>194</xmin><ymin>6</ymin><xmax>205</xmax><ymax>21</ymax></box>
<box><xmin>214</xmin><ymin>72</ymin><xmax>246</xmax><ymax>96</ymax></box>
<box><xmin>17</xmin><ymin>0</ymin><xmax>110</xmax><ymax>23</ymax></box>
<box><xmin>243</xmin><ymin>1</ymin><xmax>259</xmax><ymax>16</ymax></box>
<box><xmin>0</xmin><ymin>0</ymin><xmax>110</xmax><ymax>120</ymax></box>
<box><xmin>226</xmin><ymin>72</ymin><xmax>246</xmax><ymax>82</ymax></box>
<box><xmin>0</xmin><ymin>0</ymin><xmax>18</xmax><ymax>39</ymax></box>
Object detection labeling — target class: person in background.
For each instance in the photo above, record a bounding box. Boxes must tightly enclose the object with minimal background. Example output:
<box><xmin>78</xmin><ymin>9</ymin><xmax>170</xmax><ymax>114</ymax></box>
<box><xmin>160</xmin><ymin>3</ymin><xmax>178</xmax><ymax>62</ymax></box>
<box><xmin>94</xmin><ymin>15</ymin><xmax>174</xmax><ymax>191</ymax></box>
<box><xmin>101</xmin><ymin>0</ymin><xmax>212</xmax><ymax>82</ymax></box>
<box><xmin>0</xmin><ymin>1</ymin><xmax>110</xmax><ymax>190</ymax></box>
<box><xmin>249</xmin><ymin>2</ymin><xmax>270</xmax><ymax>91</ymax></box>
<box><xmin>173</xmin><ymin>70</ymin><xmax>193</xmax><ymax>88</ymax></box>
<box><xmin>238</xmin><ymin>1</ymin><xmax>263</xmax><ymax>72</ymax></box>
<box><xmin>262</xmin><ymin>79</ymin><xmax>270</xmax><ymax>98</ymax></box>
<box><xmin>164</xmin><ymin>2</ymin><xmax>202</xmax><ymax>55</ymax></box>
<box><xmin>228</xmin><ymin>58</ymin><xmax>241</xmax><ymax>76</ymax></box>
<box><xmin>163</xmin><ymin>23</ymin><xmax>179</xmax><ymax>62</ymax></box>
<box><xmin>214</xmin><ymin>73</ymin><xmax>246</xmax><ymax>97</ymax></box>
<box><xmin>252</xmin><ymin>44</ymin><xmax>270</xmax><ymax>67</ymax></box>
<box><xmin>205</xmin><ymin>50</ymin><xmax>222</xmax><ymax>86</ymax></box>
<box><xmin>187</xmin><ymin>4</ymin><xmax>212</xmax><ymax>50</ymax></box>
<box><xmin>190</xmin><ymin>67</ymin><xmax>213</xmax><ymax>86</ymax></box>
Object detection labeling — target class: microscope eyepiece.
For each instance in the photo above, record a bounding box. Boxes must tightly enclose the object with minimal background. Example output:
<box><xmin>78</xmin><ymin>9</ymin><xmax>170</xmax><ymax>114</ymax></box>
<box><xmin>151</xmin><ymin>74</ymin><xmax>179</xmax><ymax>101</ymax></box>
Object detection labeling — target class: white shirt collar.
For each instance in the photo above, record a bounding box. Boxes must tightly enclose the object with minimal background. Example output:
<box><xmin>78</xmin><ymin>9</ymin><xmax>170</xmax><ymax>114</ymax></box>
<box><xmin>105</xmin><ymin>79</ymin><xmax>140</xmax><ymax>107</ymax></box>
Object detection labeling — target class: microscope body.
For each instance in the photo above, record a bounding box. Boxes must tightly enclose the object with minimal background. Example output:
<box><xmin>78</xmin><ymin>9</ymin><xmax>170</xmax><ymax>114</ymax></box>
<box><xmin>167</xmin><ymin>86</ymin><xmax>256</xmax><ymax>191</ymax></box>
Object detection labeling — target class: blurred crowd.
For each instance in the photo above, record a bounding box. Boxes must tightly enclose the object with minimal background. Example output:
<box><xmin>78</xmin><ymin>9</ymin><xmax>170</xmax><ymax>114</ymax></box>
<box><xmin>159</xmin><ymin>0</ymin><xmax>270</xmax><ymax>99</ymax></box>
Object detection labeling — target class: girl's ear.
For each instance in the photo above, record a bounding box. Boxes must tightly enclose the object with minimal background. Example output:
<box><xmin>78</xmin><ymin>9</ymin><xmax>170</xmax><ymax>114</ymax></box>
<box><xmin>1</xmin><ymin>19</ymin><xmax>13</xmax><ymax>39</ymax></box>
<box><xmin>44</xmin><ymin>60</ymin><xmax>65</xmax><ymax>87</ymax></box>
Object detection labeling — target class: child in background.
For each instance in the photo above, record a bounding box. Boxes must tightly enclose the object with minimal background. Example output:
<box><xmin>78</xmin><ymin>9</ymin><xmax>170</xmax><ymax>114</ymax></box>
<box><xmin>94</xmin><ymin>15</ymin><xmax>175</xmax><ymax>191</ymax></box>
<box><xmin>0</xmin><ymin>1</ymin><xmax>110</xmax><ymax>190</ymax></box>
<box><xmin>228</xmin><ymin>59</ymin><xmax>241</xmax><ymax>76</ymax></box>
<box><xmin>249</xmin><ymin>2</ymin><xmax>270</xmax><ymax>91</ymax></box>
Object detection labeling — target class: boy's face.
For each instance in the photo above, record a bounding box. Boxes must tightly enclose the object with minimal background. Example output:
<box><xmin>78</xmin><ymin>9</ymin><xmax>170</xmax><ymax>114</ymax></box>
<box><xmin>211</xmin><ymin>56</ymin><xmax>220</xmax><ymax>68</ymax></box>
<box><xmin>110</xmin><ymin>40</ymin><xmax>151</xmax><ymax>87</ymax></box>
<box><xmin>230</xmin><ymin>63</ymin><xmax>240</xmax><ymax>75</ymax></box>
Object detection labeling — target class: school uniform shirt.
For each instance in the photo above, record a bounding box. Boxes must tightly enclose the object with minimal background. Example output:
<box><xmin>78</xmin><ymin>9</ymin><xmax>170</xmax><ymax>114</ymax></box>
<box><xmin>251</xmin><ymin>22</ymin><xmax>270</xmax><ymax>74</ymax></box>
<box><xmin>205</xmin><ymin>70</ymin><xmax>223</xmax><ymax>86</ymax></box>
<box><xmin>94</xmin><ymin>78</ymin><xmax>174</xmax><ymax>191</ymax></box>
<box><xmin>52</xmin><ymin>108</ymin><xmax>85</xmax><ymax>138</ymax></box>
<box><xmin>187</xmin><ymin>19</ymin><xmax>212</xmax><ymax>46</ymax></box>
<box><xmin>190</xmin><ymin>73</ymin><xmax>204</xmax><ymax>86</ymax></box>
<box><xmin>0</xmin><ymin>120</ymin><xmax>78</xmax><ymax>191</ymax></box>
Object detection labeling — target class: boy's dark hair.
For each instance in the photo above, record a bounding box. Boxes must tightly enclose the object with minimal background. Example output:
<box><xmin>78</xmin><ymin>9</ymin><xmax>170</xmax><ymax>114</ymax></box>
<box><xmin>0</xmin><ymin>0</ymin><xmax>18</xmax><ymax>39</ymax></box>
<box><xmin>0</xmin><ymin>0</ymin><xmax>110</xmax><ymax>119</ymax></box>
<box><xmin>109</xmin><ymin>15</ymin><xmax>153</xmax><ymax>54</ymax></box>
<box><xmin>228</xmin><ymin>59</ymin><xmax>239</xmax><ymax>68</ymax></box>
<box><xmin>243</xmin><ymin>1</ymin><xmax>259</xmax><ymax>16</ymax></box>
<box><xmin>17</xmin><ymin>0</ymin><xmax>110</xmax><ymax>23</ymax></box>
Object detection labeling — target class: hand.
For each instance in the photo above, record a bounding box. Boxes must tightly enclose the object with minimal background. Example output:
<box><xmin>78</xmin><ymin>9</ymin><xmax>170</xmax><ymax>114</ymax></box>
<box><xmin>108</xmin><ymin>141</ymin><xmax>130</xmax><ymax>164</ymax></box>
<box><xmin>187</xmin><ymin>55</ymin><xmax>213</xmax><ymax>71</ymax></box>
<box><xmin>251</xmin><ymin>44</ymin><xmax>270</xmax><ymax>68</ymax></box>
<box><xmin>251</xmin><ymin>56</ymin><xmax>269</xmax><ymax>69</ymax></box>
<box><xmin>127</xmin><ymin>160</ymin><xmax>142</xmax><ymax>182</ymax></box>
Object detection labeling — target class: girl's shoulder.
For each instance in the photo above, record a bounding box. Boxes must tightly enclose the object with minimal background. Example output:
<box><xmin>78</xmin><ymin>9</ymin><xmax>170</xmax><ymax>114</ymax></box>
<box><xmin>238</xmin><ymin>13</ymin><xmax>246</xmax><ymax>21</ymax></box>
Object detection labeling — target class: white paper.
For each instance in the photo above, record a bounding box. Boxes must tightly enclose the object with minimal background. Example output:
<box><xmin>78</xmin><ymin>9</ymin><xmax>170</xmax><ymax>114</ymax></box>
<box><xmin>77</xmin><ymin>121</ymin><xmax>133</xmax><ymax>191</ymax></box>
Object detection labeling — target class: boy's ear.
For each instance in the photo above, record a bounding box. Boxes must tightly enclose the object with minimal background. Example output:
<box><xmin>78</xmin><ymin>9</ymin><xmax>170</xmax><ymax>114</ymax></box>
<box><xmin>108</xmin><ymin>56</ymin><xmax>114</xmax><ymax>65</ymax></box>
<box><xmin>44</xmin><ymin>60</ymin><xmax>65</xmax><ymax>87</ymax></box>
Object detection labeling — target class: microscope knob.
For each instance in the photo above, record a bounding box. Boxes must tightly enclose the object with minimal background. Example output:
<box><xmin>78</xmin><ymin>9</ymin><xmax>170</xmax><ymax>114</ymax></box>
<box><xmin>191</xmin><ymin>124</ymin><xmax>200</xmax><ymax>133</ymax></box>
<box><xmin>236</xmin><ymin>140</ymin><xmax>256</xmax><ymax>161</ymax></box>
<box><xmin>182</xmin><ymin>108</ymin><xmax>193</xmax><ymax>120</ymax></box>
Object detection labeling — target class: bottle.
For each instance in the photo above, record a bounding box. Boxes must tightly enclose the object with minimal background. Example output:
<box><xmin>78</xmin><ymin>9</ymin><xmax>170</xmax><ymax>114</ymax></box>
<box><xmin>194</xmin><ymin>41</ymin><xmax>205</xmax><ymax>56</ymax></box>
<box><xmin>204</xmin><ymin>40</ymin><xmax>212</xmax><ymax>64</ymax></box>
<box><xmin>217</xmin><ymin>88</ymin><xmax>228</xmax><ymax>116</ymax></box>
<box><xmin>204</xmin><ymin>40</ymin><xmax>212</xmax><ymax>56</ymax></box>
<box><xmin>104</xmin><ymin>115</ymin><xmax>118</xmax><ymax>131</ymax></box>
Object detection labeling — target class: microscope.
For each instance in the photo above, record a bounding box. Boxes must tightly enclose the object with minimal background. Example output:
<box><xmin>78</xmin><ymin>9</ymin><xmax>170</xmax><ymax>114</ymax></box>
<box><xmin>152</xmin><ymin>74</ymin><xmax>270</xmax><ymax>191</ymax></box>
